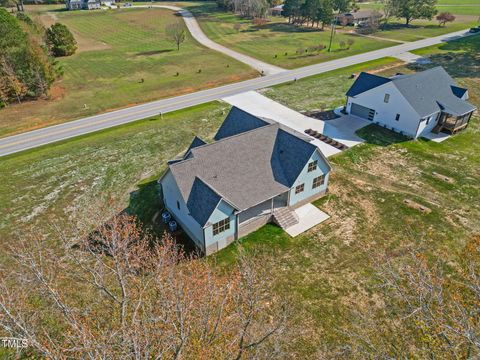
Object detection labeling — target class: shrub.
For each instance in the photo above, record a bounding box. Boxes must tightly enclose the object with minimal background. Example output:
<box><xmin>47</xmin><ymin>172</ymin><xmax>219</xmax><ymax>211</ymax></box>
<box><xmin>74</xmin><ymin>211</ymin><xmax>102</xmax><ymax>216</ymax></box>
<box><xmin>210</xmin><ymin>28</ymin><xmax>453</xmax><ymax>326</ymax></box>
<box><xmin>436</xmin><ymin>12</ymin><xmax>455</xmax><ymax>26</ymax></box>
<box><xmin>252</xmin><ymin>18</ymin><xmax>267</xmax><ymax>26</ymax></box>
<box><xmin>346</xmin><ymin>39</ymin><xmax>354</xmax><ymax>49</ymax></box>
<box><xmin>233</xmin><ymin>23</ymin><xmax>241</xmax><ymax>32</ymax></box>
<box><xmin>46</xmin><ymin>23</ymin><xmax>77</xmax><ymax>57</ymax></box>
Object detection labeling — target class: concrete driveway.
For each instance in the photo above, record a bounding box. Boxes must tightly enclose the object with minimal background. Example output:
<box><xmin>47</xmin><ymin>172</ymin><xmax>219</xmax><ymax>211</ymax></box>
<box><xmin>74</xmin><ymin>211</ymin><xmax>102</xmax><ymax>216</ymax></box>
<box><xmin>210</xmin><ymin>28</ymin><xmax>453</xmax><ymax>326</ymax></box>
<box><xmin>223</xmin><ymin>91</ymin><xmax>343</xmax><ymax>157</ymax></box>
<box><xmin>223</xmin><ymin>91</ymin><xmax>370</xmax><ymax>156</ymax></box>
<box><xmin>323</xmin><ymin>114</ymin><xmax>370</xmax><ymax>148</ymax></box>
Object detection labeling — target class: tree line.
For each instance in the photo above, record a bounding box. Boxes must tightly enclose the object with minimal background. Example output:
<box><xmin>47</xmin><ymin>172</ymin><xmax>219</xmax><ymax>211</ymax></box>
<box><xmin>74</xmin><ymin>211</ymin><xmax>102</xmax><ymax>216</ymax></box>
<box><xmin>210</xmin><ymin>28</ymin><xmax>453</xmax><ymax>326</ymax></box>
<box><xmin>282</xmin><ymin>0</ymin><xmax>355</xmax><ymax>28</ymax></box>
<box><xmin>0</xmin><ymin>8</ymin><xmax>76</xmax><ymax>107</ymax></box>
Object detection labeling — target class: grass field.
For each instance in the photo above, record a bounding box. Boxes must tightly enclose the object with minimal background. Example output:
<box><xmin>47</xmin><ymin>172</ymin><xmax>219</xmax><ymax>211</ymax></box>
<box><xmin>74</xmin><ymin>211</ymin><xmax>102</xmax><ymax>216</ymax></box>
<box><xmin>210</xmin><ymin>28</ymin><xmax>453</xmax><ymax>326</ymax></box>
<box><xmin>188</xmin><ymin>3</ymin><xmax>397</xmax><ymax>69</ymax></box>
<box><xmin>0</xmin><ymin>6</ymin><xmax>257</xmax><ymax>138</ymax></box>
<box><xmin>0</xmin><ymin>35</ymin><xmax>479</xmax><ymax>356</ymax></box>
<box><xmin>215</xmin><ymin>36</ymin><xmax>480</xmax><ymax>355</ymax></box>
<box><xmin>359</xmin><ymin>0</ymin><xmax>480</xmax><ymax>16</ymax></box>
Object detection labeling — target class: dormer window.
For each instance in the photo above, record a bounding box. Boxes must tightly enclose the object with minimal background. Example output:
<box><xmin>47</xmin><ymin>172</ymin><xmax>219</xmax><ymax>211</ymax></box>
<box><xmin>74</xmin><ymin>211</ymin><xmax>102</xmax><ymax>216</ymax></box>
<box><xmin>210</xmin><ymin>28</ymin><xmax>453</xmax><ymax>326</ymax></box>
<box><xmin>307</xmin><ymin>160</ymin><xmax>318</xmax><ymax>172</ymax></box>
<box><xmin>384</xmin><ymin>94</ymin><xmax>390</xmax><ymax>103</ymax></box>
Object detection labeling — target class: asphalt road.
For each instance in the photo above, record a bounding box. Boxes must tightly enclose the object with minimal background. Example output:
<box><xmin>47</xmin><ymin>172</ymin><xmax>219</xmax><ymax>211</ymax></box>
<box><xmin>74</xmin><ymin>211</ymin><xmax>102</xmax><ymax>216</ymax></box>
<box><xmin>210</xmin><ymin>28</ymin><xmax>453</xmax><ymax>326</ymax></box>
<box><xmin>0</xmin><ymin>29</ymin><xmax>474</xmax><ymax>158</ymax></box>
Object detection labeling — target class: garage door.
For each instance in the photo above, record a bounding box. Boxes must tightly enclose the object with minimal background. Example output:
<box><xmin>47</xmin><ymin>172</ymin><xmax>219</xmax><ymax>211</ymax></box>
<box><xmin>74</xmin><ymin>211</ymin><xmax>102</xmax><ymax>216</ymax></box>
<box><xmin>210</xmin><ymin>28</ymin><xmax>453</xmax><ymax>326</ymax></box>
<box><xmin>351</xmin><ymin>103</ymin><xmax>375</xmax><ymax>121</ymax></box>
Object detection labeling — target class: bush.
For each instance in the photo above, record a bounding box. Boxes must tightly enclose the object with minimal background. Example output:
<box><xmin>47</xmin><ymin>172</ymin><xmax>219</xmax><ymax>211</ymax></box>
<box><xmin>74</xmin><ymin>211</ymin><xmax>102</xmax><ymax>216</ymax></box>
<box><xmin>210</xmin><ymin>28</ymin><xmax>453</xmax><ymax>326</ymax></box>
<box><xmin>252</xmin><ymin>18</ymin><xmax>267</xmax><ymax>26</ymax></box>
<box><xmin>16</xmin><ymin>12</ymin><xmax>33</xmax><ymax>26</ymax></box>
<box><xmin>46</xmin><ymin>23</ymin><xmax>77</xmax><ymax>57</ymax></box>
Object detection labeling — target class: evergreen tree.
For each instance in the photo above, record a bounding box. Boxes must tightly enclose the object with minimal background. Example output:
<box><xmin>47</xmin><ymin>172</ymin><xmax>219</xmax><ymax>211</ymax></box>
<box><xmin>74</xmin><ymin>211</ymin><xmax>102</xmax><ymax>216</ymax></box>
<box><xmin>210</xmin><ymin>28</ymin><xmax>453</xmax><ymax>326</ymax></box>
<box><xmin>46</xmin><ymin>23</ymin><xmax>77</xmax><ymax>57</ymax></box>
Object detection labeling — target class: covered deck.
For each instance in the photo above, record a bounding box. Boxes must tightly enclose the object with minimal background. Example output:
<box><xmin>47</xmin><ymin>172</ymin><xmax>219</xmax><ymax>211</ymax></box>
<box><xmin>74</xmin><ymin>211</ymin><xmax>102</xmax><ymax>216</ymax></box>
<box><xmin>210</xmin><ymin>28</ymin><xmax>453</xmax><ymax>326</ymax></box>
<box><xmin>433</xmin><ymin>111</ymin><xmax>474</xmax><ymax>135</ymax></box>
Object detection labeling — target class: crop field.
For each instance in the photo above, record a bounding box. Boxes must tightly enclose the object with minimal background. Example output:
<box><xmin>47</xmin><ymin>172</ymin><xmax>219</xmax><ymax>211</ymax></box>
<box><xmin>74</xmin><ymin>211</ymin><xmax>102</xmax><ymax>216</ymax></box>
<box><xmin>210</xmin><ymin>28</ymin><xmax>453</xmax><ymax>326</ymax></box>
<box><xmin>189</xmin><ymin>3</ymin><xmax>397</xmax><ymax>69</ymax></box>
<box><xmin>0</xmin><ymin>36</ymin><xmax>479</xmax><ymax>356</ymax></box>
<box><xmin>0</xmin><ymin>6</ymin><xmax>257</xmax><ymax>137</ymax></box>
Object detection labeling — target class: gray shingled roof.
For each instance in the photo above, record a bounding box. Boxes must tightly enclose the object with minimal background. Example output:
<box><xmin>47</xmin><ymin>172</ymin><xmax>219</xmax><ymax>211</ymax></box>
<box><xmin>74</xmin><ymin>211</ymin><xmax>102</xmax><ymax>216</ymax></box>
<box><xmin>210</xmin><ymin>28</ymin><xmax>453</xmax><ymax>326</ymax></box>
<box><xmin>214</xmin><ymin>107</ymin><xmax>273</xmax><ymax>140</ymax></box>
<box><xmin>347</xmin><ymin>67</ymin><xmax>476</xmax><ymax>117</ymax></box>
<box><xmin>169</xmin><ymin>123</ymin><xmax>320</xmax><ymax>225</ymax></box>
<box><xmin>392</xmin><ymin>67</ymin><xmax>475</xmax><ymax>117</ymax></box>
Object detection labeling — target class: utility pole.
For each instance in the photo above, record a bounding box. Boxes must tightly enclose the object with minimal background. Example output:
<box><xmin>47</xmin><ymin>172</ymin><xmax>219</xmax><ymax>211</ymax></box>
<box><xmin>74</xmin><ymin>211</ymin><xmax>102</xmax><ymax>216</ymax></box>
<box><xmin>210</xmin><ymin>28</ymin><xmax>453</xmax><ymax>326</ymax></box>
<box><xmin>328</xmin><ymin>17</ymin><xmax>336</xmax><ymax>52</ymax></box>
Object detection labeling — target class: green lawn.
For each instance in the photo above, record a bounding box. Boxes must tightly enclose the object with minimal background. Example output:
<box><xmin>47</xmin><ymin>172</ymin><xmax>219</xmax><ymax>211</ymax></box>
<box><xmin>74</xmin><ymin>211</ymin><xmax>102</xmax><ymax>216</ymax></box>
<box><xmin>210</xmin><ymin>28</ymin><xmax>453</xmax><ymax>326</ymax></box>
<box><xmin>214</xmin><ymin>36</ymin><xmax>480</xmax><ymax>356</ymax></box>
<box><xmin>0</xmin><ymin>36</ymin><xmax>479</xmax><ymax>357</ymax></box>
<box><xmin>360</xmin><ymin>1</ymin><xmax>480</xmax><ymax>16</ymax></box>
<box><xmin>187</xmin><ymin>3</ymin><xmax>397</xmax><ymax>69</ymax></box>
<box><xmin>0</xmin><ymin>102</ymin><xmax>231</xmax><ymax>245</ymax></box>
<box><xmin>0</xmin><ymin>6</ymin><xmax>257</xmax><ymax>137</ymax></box>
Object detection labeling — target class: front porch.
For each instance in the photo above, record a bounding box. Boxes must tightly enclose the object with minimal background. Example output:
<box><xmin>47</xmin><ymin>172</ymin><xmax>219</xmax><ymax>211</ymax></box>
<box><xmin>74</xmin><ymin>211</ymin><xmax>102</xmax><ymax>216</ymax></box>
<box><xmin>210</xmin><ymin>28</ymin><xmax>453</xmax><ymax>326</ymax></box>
<box><xmin>433</xmin><ymin>111</ymin><xmax>474</xmax><ymax>135</ymax></box>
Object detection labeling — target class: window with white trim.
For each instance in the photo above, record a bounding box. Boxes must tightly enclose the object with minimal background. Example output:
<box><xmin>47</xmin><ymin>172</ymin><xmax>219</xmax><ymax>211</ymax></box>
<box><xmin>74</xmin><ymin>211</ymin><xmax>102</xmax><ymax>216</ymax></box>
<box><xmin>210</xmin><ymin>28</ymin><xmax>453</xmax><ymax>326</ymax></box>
<box><xmin>395</xmin><ymin>113</ymin><xmax>400</xmax><ymax>121</ymax></box>
<box><xmin>212</xmin><ymin>218</ymin><xmax>230</xmax><ymax>236</ymax></box>
<box><xmin>307</xmin><ymin>160</ymin><xmax>318</xmax><ymax>172</ymax></box>
<box><xmin>384</xmin><ymin>94</ymin><xmax>390</xmax><ymax>103</ymax></box>
<box><xmin>312</xmin><ymin>175</ymin><xmax>325</xmax><ymax>189</ymax></box>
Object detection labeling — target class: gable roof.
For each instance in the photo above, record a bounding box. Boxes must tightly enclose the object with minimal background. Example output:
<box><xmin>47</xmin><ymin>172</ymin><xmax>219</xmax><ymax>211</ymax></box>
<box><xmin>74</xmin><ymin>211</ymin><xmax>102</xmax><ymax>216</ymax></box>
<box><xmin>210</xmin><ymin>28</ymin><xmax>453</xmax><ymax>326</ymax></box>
<box><xmin>346</xmin><ymin>72</ymin><xmax>391</xmax><ymax>97</ymax></box>
<box><xmin>168</xmin><ymin>123</ymin><xmax>321</xmax><ymax>225</ymax></box>
<box><xmin>214</xmin><ymin>107</ymin><xmax>273</xmax><ymax>140</ymax></box>
<box><xmin>347</xmin><ymin>67</ymin><xmax>476</xmax><ymax>117</ymax></box>
<box><xmin>185</xmin><ymin>136</ymin><xmax>206</xmax><ymax>155</ymax></box>
<box><xmin>186</xmin><ymin>177</ymin><xmax>222</xmax><ymax>226</ymax></box>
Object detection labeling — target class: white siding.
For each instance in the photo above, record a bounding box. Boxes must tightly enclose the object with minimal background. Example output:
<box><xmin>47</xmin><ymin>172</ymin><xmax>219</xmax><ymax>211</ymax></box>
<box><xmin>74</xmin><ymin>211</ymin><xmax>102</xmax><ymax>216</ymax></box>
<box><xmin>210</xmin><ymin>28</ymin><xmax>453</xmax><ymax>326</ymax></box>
<box><xmin>347</xmin><ymin>82</ymin><xmax>422</xmax><ymax>138</ymax></box>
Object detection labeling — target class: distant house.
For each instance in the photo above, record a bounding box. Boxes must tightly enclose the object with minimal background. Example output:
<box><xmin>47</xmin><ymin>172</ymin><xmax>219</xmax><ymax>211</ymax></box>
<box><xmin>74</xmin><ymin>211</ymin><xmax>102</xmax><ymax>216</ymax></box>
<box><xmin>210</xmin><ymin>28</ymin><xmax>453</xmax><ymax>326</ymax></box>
<box><xmin>345</xmin><ymin>66</ymin><xmax>477</xmax><ymax>138</ymax></box>
<box><xmin>159</xmin><ymin>107</ymin><xmax>331</xmax><ymax>255</ymax></box>
<box><xmin>270</xmin><ymin>4</ymin><xmax>284</xmax><ymax>16</ymax></box>
<box><xmin>65</xmin><ymin>0</ymin><xmax>101</xmax><ymax>10</ymax></box>
<box><xmin>336</xmin><ymin>10</ymin><xmax>381</xmax><ymax>26</ymax></box>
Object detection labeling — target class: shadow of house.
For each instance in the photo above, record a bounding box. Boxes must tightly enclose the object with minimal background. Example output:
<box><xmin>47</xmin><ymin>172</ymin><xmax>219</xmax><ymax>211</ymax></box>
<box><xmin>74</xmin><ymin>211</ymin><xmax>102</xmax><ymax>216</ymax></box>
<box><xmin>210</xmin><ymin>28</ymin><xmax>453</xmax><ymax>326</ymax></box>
<box><xmin>125</xmin><ymin>179</ymin><xmax>199</xmax><ymax>255</ymax></box>
<box><xmin>355</xmin><ymin>124</ymin><xmax>412</xmax><ymax>146</ymax></box>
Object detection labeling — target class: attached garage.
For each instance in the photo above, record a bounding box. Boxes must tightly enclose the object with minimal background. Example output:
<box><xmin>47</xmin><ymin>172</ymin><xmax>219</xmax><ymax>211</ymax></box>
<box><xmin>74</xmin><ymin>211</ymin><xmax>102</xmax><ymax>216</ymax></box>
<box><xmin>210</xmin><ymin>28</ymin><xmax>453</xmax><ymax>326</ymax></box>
<box><xmin>351</xmin><ymin>103</ymin><xmax>375</xmax><ymax>121</ymax></box>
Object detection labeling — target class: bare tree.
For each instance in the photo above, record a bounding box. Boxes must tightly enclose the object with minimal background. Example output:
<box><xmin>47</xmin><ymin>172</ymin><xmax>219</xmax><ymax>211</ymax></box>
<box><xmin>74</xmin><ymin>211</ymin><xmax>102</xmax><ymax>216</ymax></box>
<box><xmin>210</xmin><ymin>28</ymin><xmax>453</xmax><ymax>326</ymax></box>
<box><xmin>165</xmin><ymin>21</ymin><xmax>186</xmax><ymax>51</ymax></box>
<box><xmin>0</xmin><ymin>213</ymin><xmax>287</xmax><ymax>359</ymax></box>
<box><xmin>340</xmin><ymin>243</ymin><xmax>480</xmax><ymax>359</ymax></box>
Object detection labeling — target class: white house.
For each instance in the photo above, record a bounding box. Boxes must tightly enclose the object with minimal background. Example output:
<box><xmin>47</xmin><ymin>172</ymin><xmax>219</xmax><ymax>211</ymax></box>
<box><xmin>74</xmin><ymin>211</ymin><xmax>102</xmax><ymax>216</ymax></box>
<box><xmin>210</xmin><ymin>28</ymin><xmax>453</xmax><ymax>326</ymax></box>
<box><xmin>65</xmin><ymin>0</ymin><xmax>101</xmax><ymax>10</ymax></box>
<box><xmin>159</xmin><ymin>107</ymin><xmax>331</xmax><ymax>255</ymax></box>
<box><xmin>345</xmin><ymin>67</ymin><xmax>476</xmax><ymax>138</ymax></box>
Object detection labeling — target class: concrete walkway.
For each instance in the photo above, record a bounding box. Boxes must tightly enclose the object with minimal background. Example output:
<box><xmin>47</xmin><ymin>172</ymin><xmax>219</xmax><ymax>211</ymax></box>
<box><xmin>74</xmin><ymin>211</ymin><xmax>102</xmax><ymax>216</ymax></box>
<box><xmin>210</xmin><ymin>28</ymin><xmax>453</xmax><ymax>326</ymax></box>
<box><xmin>134</xmin><ymin>5</ymin><xmax>285</xmax><ymax>75</ymax></box>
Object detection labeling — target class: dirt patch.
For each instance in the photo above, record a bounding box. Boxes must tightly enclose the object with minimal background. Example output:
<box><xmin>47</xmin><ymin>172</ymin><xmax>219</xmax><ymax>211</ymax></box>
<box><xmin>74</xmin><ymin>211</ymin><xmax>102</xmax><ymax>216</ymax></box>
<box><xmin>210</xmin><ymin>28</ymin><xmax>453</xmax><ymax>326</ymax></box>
<box><xmin>403</xmin><ymin>199</ymin><xmax>431</xmax><ymax>214</ymax></box>
<box><xmin>431</xmin><ymin>171</ymin><xmax>455</xmax><ymax>184</ymax></box>
<box><xmin>37</xmin><ymin>13</ymin><xmax>57</xmax><ymax>28</ymax></box>
<box><xmin>48</xmin><ymin>85</ymin><xmax>66</xmax><ymax>100</ymax></box>
<box><xmin>73</xmin><ymin>30</ymin><xmax>111</xmax><ymax>53</ymax></box>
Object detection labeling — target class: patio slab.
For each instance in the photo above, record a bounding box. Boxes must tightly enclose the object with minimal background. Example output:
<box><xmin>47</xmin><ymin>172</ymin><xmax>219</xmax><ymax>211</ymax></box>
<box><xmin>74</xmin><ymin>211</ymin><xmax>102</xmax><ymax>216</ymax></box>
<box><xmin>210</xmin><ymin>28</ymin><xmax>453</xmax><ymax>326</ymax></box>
<box><xmin>285</xmin><ymin>203</ymin><xmax>330</xmax><ymax>237</ymax></box>
<box><xmin>422</xmin><ymin>132</ymin><xmax>452</xmax><ymax>143</ymax></box>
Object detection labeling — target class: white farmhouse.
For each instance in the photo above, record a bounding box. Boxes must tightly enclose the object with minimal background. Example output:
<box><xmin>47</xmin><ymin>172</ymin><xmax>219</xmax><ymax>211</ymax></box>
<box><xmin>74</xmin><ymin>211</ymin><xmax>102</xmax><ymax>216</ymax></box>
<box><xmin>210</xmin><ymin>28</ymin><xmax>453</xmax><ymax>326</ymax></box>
<box><xmin>345</xmin><ymin>67</ymin><xmax>476</xmax><ymax>138</ymax></box>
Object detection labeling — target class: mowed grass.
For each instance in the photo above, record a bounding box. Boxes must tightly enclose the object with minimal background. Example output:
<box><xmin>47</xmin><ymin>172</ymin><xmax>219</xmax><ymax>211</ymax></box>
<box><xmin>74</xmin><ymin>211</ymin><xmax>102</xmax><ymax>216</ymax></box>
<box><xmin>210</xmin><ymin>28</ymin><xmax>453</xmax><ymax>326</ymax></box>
<box><xmin>188</xmin><ymin>3</ymin><xmax>397</xmax><ymax>69</ymax></box>
<box><xmin>0</xmin><ymin>36</ymin><xmax>479</xmax><ymax>356</ymax></box>
<box><xmin>0</xmin><ymin>102</ymin><xmax>231</xmax><ymax>246</ymax></box>
<box><xmin>360</xmin><ymin>0</ymin><xmax>480</xmax><ymax>16</ymax></box>
<box><xmin>0</xmin><ymin>7</ymin><xmax>257</xmax><ymax>137</ymax></box>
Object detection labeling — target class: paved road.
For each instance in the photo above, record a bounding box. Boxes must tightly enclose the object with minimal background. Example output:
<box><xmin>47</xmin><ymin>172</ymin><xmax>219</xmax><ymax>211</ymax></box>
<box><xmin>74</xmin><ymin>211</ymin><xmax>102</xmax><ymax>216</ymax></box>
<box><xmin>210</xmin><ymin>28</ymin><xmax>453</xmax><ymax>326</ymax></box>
<box><xmin>0</xmin><ymin>29</ymin><xmax>475</xmax><ymax>158</ymax></box>
<box><xmin>135</xmin><ymin>5</ymin><xmax>284</xmax><ymax>75</ymax></box>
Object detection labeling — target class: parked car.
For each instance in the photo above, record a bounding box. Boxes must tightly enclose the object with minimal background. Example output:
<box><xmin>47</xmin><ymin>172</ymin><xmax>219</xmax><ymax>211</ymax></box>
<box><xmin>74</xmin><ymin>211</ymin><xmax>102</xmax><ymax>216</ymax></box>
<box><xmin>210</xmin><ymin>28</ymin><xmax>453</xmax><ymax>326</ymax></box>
<box><xmin>469</xmin><ymin>27</ymin><xmax>480</xmax><ymax>33</ymax></box>
<box><xmin>123</xmin><ymin>2</ymin><xmax>132</xmax><ymax>6</ymax></box>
